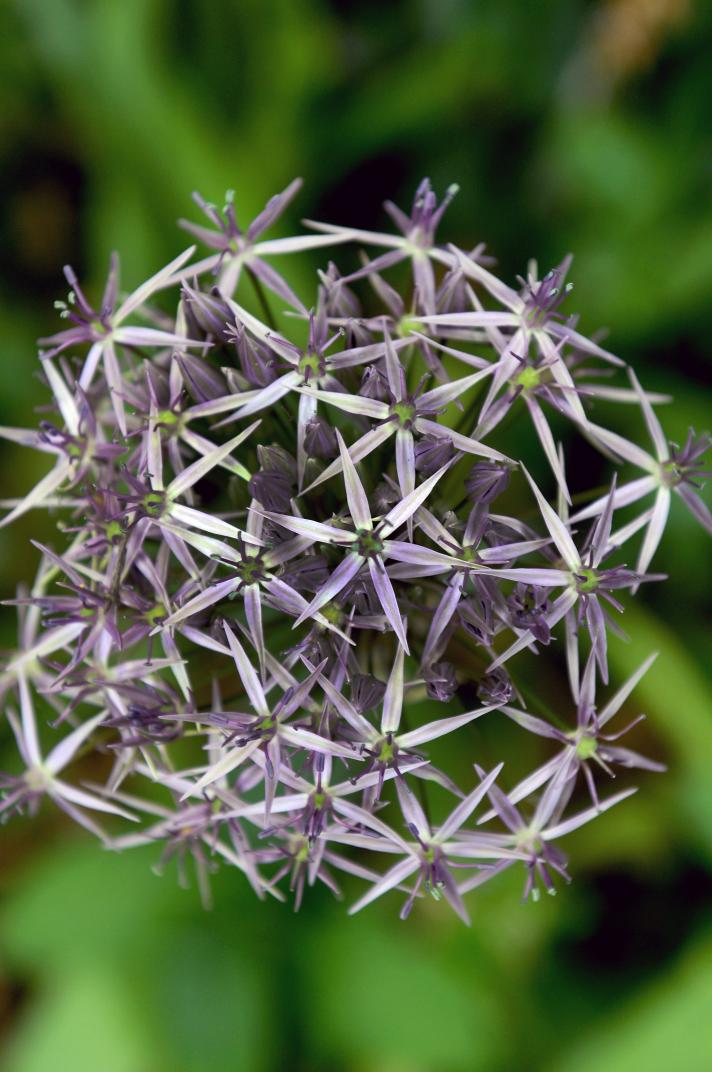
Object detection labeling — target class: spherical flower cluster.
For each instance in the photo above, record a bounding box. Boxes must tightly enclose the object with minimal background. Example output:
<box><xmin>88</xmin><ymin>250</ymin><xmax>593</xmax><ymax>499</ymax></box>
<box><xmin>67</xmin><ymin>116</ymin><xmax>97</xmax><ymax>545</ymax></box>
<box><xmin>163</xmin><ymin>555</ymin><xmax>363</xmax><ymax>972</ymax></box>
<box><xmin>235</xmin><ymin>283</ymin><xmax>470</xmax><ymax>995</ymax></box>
<box><xmin>1</xmin><ymin>179</ymin><xmax>709</xmax><ymax>921</ymax></box>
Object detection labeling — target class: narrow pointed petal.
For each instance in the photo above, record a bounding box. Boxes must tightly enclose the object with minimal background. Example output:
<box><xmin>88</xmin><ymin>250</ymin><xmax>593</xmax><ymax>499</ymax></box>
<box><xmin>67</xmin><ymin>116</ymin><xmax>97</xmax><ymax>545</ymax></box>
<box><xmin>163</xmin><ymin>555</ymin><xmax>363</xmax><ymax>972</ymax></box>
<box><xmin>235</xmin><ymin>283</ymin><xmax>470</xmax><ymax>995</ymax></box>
<box><xmin>414</xmin><ymin>418</ymin><xmax>508</xmax><ymax>462</ymax></box>
<box><xmin>103</xmin><ymin>338</ymin><xmax>127</xmax><ymax>435</ymax></box>
<box><xmin>0</xmin><ymin>461</ymin><xmax>71</xmax><ymax>528</ymax></box>
<box><xmin>297</xmin><ymin>389</ymin><xmax>317</xmax><ymax>488</ymax></box>
<box><xmin>168</xmin><ymin>503</ymin><xmax>243</xmax><ymax>539</ymax></box>
<box><xmin>599</xmin><ymin>652</ymin><xmax>658</xmax><ymax>726</ymax></box>
<box><xmin>40</xmin><ymin>357</ymin><xmax>80</xmax><ymax>434</ymax></box>
<box><xmin>219</xmin><ymin>372</ymin><xmax>300</xmax><ymax>422</ymax></box>
<box><xmin>336</xmin><ymin>429</ymin><xmax>373</xmax><ymax>530</ymax></box>
<box><xmin>262</xmin><ymin>512</ymin><xmax>350</xmax><ymax>545</ymax></box>
<box><xmin>521</xmin><ymin>465</ymin><xmax>580</xmax><ymax>570</ymax></box>
<box><xmin>380</xmin><ymin>542</ymin><xmax>454</xmax><ymax>570</ymax></box>
<box><xmin>628</xmin><ymin>368</ymin><xmax>668</xmax><ymax>462</ymax></box>
<box><xmin>167</xmin><ymin>424</ymin><xmax>260</xmax><ymax>498</ymax></box>
<box><xmin>302</xmin><ymin>219</ymin><xmax>406</xmax><ymax>250</ymax></box>
<box><xmin>584</xmin><ymin>421</ymin><xmax>658</xmax><ymax>474</ymax></box>
<box><xmin>278</xmin><ymin>725</ymin><xmax>357</xmax><ymax>759</ymax></box>
<box><xmin>636</xmin><ymin>488</ymin><xmax>671</xmax><ymax>575</ymax></box>
<box><xmin>226</xmin><ymin>297</ymin><xmax>297</xmax><ymax>361</ymax></box>
<box><xmin>51</xmin><ymin>780</ymin><xmax>136</xmax><ymax>820</ymax></box>
<box><xmin>437</xmin><ymin>763</ymin><xmax>504</xmax><ymax>841</ymax></box>
<box><xmin>159</xmin><ymin>578</ymin><xmax>237</xmax><ymax>631</ymax></box>
<box><xmin>254</xmin><ymin>232</ymin><xmax>358</xmax><ymax>255</ymax></box>
<box><xmin>298</xmin><ymin>387</ymin><xmax>390</xmax><ymax>422</ymax></box>
<box><xmin>381</xmin><ymin>462</ymin><xmax>451</xmax><ymax>537</ymax></box>
<box><xmin>381</xmin><ymin>641</ymin><xmax>406</xmax><ymax>734</ymax></box>
<box><xmin>244</xmin><ymin>583</ymin><xmax>265</xmax><ymax>672</ymax></box>
<box><xmin>395</xmin><ymin>428</ymin><xmax>416</xmax><ymax>502</ymax></box>
<box><xmin>542</xmin><ymin>788</ymin><xmax>637</xmax><ymax>840</ymax></box>
<box><xmin>223</xmin><ymin>622</ymin><xmax>270</xmax><ymax>718</ymax></box>
<box><xmin>17</xmin><ymin>672</ymin><xmax>41</xmax><ymax>767</ymax></box>
<box><xmin>420</xmin><ymin>366</ymin><xmax>494</xmax><ymax>411</ymax></box>
<box><xmin>304</xmin><ymin>423</ymin><xmax>396</xmax><ymax>492</ymax></box>
<box><xmin>421</xmin><ymin>573</ymin><xmax>464</xmax><ymax>664</ymax></box>
<box><xmin>348</xmin><ymin>857</ymin><xmax>420</xmax><ymax>915</ymax></box>
<box><xmin>499</xmin><ymin>705</ymin><xmax>561</xmax><ymax>739</ymax></box>
<box><xmin>190</xmin><ymin>739</ymin><xmax>263</xmax><ymax>796</ymax></box>
<box><xmin>45</xmin><ymin>711</ymin><xmax>111</xmax><ymax>775</ymax></box>
<box><xmin>248</xmin><ymin>256</ymin><xmax>306</xmax><ymax>314</ymax></box>
<box><xmin>293</xmin><ymin>553</ymin><xmax>363</xmax><ymax>626</ymax></box>
<box><xmin>397</xmin><ymin>703</ymin><xmax>498</xmax><ymax>751</ymax></box>
<box><xmin>677</xmin><ymin>484</ymin><xmax>712</xmax><ymax>536</ymax></box>
<box><xmin>526</xmin><ymin>397</ymin><xmax>571</xmax><ymax>505</ymax></box>
<box><xmin>114</xmin><ymin>246</ymin><xmax>197</xmax><ymax>321</ymax></box>
<box><xmin>314</xmin><ymin>669</ymin><xmax>375</xmax><ymax>739</ymax></box>
<box><xmin>369</xmin><ymin>558</ymin><xmax>409</xmax><ymax>654</ymax></box>
<box><xmin>180</xmin><ymin>427</ymin><xmax>251</xmax><ymax>481</ymax></box>
<box><xmin>479</xmin><ymin>755</ymin><xmax>567</xmax><ymax>821</ymax></box>
<box><xmin>569</xmin><ymin>476</ymin><xmax>657</xmax><ymax>524</ymax></box>
<box><xmin>147</xmin><ymin>405</ymin><xmax>164</xmax><ymax>491</ymax></box>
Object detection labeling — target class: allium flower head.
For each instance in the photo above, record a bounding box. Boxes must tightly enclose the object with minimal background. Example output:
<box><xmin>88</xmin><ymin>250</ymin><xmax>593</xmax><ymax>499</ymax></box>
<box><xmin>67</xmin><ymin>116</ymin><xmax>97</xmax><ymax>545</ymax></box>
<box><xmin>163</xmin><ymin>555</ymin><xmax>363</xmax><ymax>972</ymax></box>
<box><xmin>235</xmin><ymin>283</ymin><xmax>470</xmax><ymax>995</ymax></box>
<box><xmin>1</xmin><ymin>177</ymin><xmax>702</xmax><ymax>921</ymax></box>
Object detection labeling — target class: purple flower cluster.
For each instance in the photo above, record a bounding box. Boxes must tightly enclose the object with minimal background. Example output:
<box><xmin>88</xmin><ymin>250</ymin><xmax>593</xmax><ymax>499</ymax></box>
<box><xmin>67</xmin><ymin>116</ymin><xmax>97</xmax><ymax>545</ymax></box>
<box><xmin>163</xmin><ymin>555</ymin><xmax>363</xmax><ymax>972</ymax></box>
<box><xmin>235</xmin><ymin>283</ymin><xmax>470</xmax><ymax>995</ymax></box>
<box><xmin>1</xmin><ymin>179</ymin><xmax>709</xmax><ymax>921</ymax></box>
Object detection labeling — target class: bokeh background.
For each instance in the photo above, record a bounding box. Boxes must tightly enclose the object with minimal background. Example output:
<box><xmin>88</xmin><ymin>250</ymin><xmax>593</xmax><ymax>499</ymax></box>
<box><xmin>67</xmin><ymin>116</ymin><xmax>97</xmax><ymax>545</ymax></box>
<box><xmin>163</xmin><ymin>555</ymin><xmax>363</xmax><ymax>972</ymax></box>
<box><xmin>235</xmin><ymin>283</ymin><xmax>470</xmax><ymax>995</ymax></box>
<box><xmin>1</xmin><ymin>1</ymin><xmax>712</xmax><ymax>1070</ymax></box>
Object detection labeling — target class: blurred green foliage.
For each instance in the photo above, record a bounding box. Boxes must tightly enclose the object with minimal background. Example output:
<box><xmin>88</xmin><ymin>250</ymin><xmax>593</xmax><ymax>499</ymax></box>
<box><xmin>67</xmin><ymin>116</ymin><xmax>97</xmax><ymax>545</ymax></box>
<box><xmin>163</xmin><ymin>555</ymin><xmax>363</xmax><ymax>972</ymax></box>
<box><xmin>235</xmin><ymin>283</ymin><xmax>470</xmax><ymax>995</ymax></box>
<box><xmin>1</xmin><ymin>1</ymin><xmax>712</xmax><ymax>1070</ymax></box>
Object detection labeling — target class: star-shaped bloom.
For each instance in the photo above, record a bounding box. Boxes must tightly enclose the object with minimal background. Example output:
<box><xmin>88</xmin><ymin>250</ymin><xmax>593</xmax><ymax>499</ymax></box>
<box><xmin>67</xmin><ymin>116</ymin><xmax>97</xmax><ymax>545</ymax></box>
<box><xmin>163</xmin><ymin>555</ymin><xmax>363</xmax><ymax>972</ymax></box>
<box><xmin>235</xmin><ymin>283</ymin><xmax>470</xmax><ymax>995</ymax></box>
<box><xmin>186</xmin><ymin>295</ymin><xmax>412</xmax><ymax>487</ymax></box>
<box><xmin>261</xmin><ymin>430</ymin><xmax>479</xmax><ymax>651</ymax></box>
<box><xmin>181</xmin><ymin>624</ymin><xmax>359</xmax><ymax>806</ymax></box>
<box><xmin>0</xmin><ymin>361</ymin><xmax>126</xmax><ymax>528</ymax></box>
<box><xmin>39</xmin><ymin>247</ymin><xmax>206</xmax><ymax>433</ymax></box>
<box><xmin>337</xmin><ymin>765</ymin><xmax>518</xmax><ymax>923</ymax></box>
<box><xmin>470</xmin><ymin>761</ymin><xmax>637</xmax><ymax>901</ymax></box>
<box><xmin>105</xmin><ymin>763</ymin><xmax>277</xmax><ymax>907</ymax></box>
<box><xmin>570</xmin><ymin>369</ymin><xmax>712</xmax><ymax>573</ymax></box>
<box><xmin>308</xmin><ymin>638</ymin><xmax>502</xmax><ymax>796</ymax></box>
<box><xmin>156</xmin><ymin>500</ymin><xmax>349</xmax><ymax>669</ymax></box>
<box><xmin>415</xmin><ymin>502</ymin><xmax>551</xmax><ymax>665</ymax></box>
<box><xmin>488</xmin><ymin>467</ymin><xmax>659</xmax><ymax>689</ymax></box>
<box><xmin>485</xmin><ymin>648</ymin><xmax>664</xmax><ymax>812</ymax></box>
<box><xmin>1</xmin><ymin>673</ymin><xmax>134</xmax><ymax>840</ymax></box>
<box><xmin>304</xmin><ymin>178</ymin><xmax>461</xmax><ymax>314</ymax></box>
<box><xmin>175</xmin><ymin>181</ymin><xmax>353</xmax><ymax>304</ymax></box>
<box><xmin>293</xmin><ymin>333</ymin><xmax>506</xmax><ymax>502</ymax></box>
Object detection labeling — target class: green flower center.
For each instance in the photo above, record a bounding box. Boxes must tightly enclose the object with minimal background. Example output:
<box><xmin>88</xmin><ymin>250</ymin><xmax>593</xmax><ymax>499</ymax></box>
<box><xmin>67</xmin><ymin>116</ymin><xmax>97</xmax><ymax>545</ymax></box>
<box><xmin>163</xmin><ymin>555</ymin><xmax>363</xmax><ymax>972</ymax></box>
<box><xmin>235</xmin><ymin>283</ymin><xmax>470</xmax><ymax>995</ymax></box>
<box><xmin>105</xmin><ymin>520</ymin><xmax>124</xmax><ymax>543</ymax></box>
<box><xmin>236</xmin><ymin>556</ymin><xmax>265</xmax><ymax>585</ymax></box>
<box><xmin>659</xmin><ymin>460</ymin><xmax>684</xmax><ymax>488</ymax></box>
<box><xmin>377</xmin><ymin>737</ymin><xmax>397</xmax><ymax>764</ymax></box>
<box><xmin>295</xmin><ymin>840</ymin><xmax>310</xmax><ymax>864</ymax></box>
<box><xmin>389</xmin><ymin>401</ymin><xmax>417</xmax><ymax>429</ymax></box>
<box><xmin>398</xmin><ymin>316</ymin><xmax>424</xmax><ymax>338</ymax></box>
<box><xmin>354</xmin><ymin>529</ymin><xmax>383</xmax><ymax>558</ymax></box>
<box><xmin>144</xmin><ymin>603</ymin><xmax>168</xmax><ymax>626</ymax></box>
<box><xmin>66</xmin><ymin>440</ymin><xmax>85</xmax><ymax>460</ymax></box>
<box><xmin>157</xmin><ymin>409</ymin><xmax>180</xmax><ymax>431</ymax></box>
<box><xmin>90</xmin><ymin>318</ymin><xmax>110</xmax><ymax>337</ymax></box>
<box><xmin>142</xmin><ymin>492</ymin><xmax>166</xmax><ymax>518</ymax></box>
<box><xmin>575</xmin><ymin>567</ymin><xmax>599</xmax><ymax>593</ymax></box>
<box><xmin>575</xmin><ymin>735</ymin><xmax>598</xmax><ymax>759</ymax></box>
<box><xmin>298</xmin><ymin>352</ymin><xmax>324</xmax><ymax>380</ymax></box>
<box><xmin>514</xmin><ymin>366</ymin><xmax>541</xmax><ymax>391</ymax></box>
<box><xmin>319</xmin><ymin>601</ymin><xmax>344</xmax><ymax>625</ymax></box>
